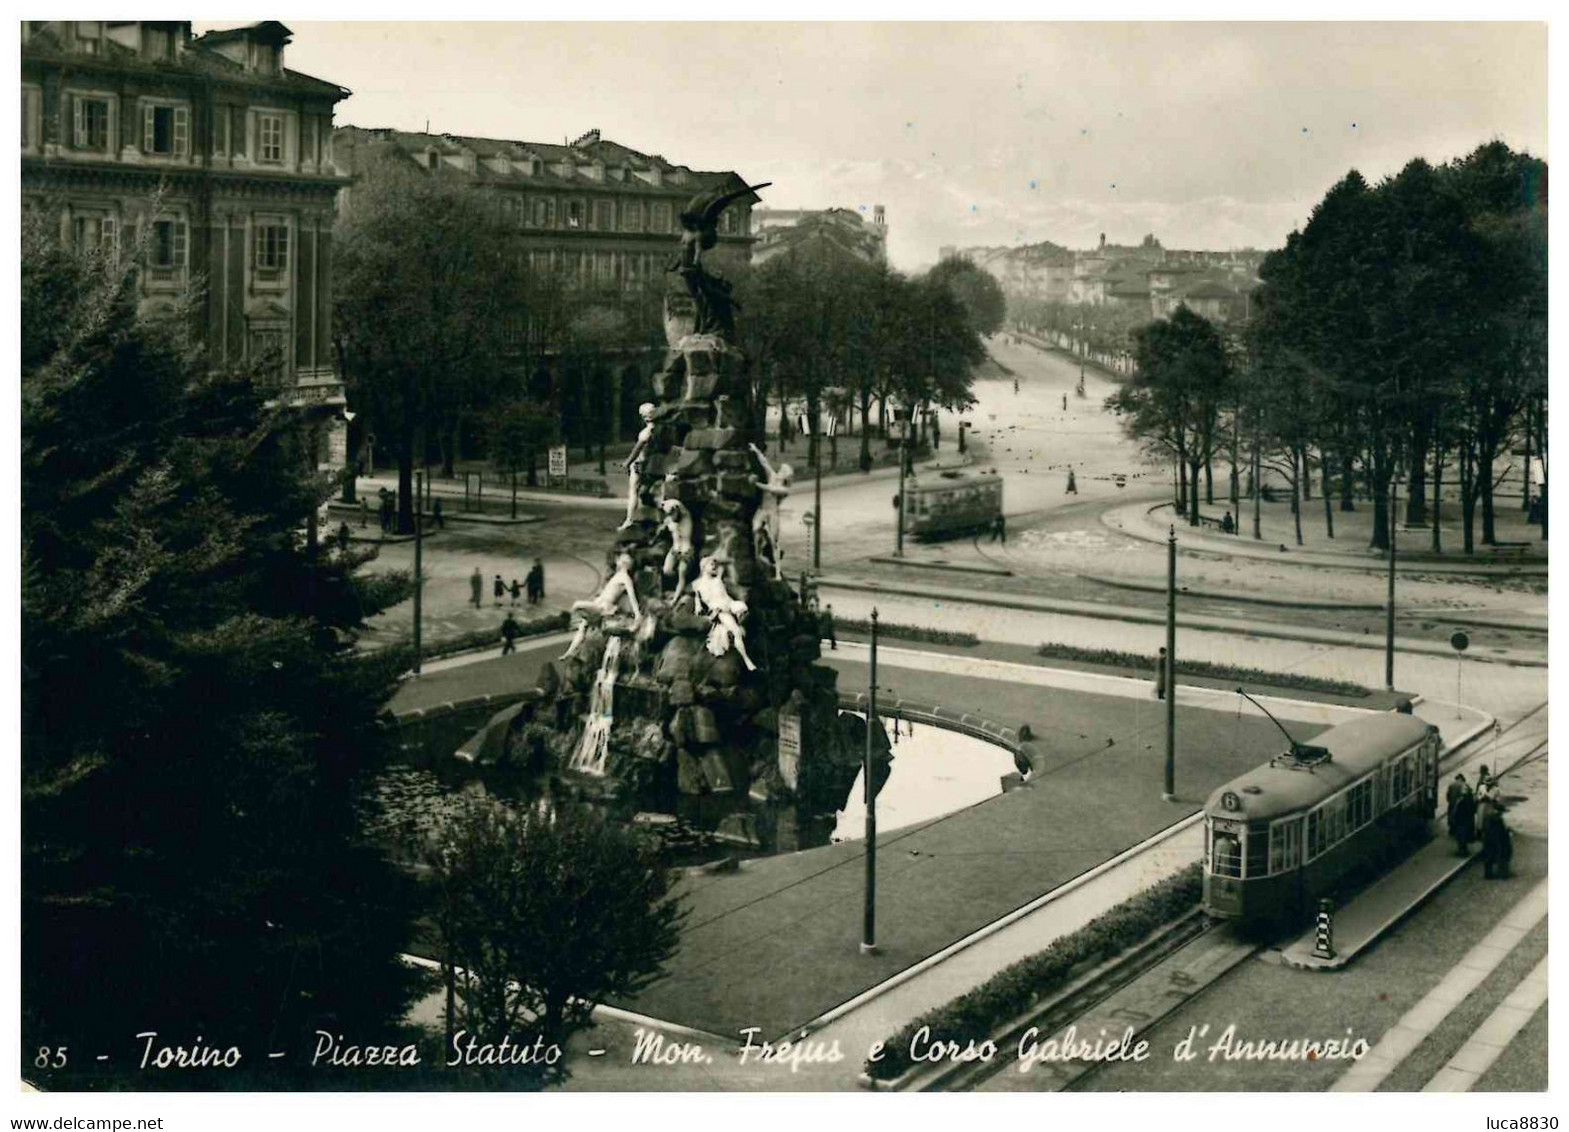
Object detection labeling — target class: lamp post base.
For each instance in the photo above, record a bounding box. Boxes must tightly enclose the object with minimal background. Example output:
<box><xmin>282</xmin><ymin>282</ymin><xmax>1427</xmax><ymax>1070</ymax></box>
<box><xmin>859</xmin><ymin>942</ymin><xmax>880</xmax><ymax>956</ymax></box>
<box><xmin>1161</xmin><ymin>792</ymin><xmax>1178</xmax><ymax>803</ymax></box>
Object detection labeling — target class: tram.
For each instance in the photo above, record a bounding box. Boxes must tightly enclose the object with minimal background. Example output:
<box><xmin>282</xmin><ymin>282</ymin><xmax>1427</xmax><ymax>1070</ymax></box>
<box><xmin>901</xmin><ymin>470</ymin><xmax>1004</xmax><ymax>541</ymax></box>
<box><xmin>1202</xmin><ymin>709</ymin><xmax>1441</xmax><ymax>929</ymax></box>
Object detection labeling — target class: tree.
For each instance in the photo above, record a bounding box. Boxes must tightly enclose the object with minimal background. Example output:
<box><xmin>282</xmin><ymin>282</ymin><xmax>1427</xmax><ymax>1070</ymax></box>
<box><xmin>1108</xmin><ymin>306</ymin><xmax>1230</xmax><ymax>526</ymax></box>
<box><xmin>335</xmin><ymin>152</ymin><xmax>526</xmax><ymax>533</ymax></box>
<box><xmin>423</xmin><ymin>799</ymin><xmax>684</xmax><ymax>1081</ymax></box>
<box><xmin>489</xmin><ymin>398</ymin><xmax>559</xmax><ymax>505</ymax></box>
<box><xmin>21</xmin><ymin>210</ymin><xmax>422</xmax><ymax>1059</ymax></box>
<box><xmin>927</xmin><ymin>257</ymin><xmax>1006</xmax><ymax>337</ymax></box>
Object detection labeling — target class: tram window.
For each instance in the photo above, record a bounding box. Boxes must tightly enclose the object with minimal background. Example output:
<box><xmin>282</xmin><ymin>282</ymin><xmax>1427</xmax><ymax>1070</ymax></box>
<box><xmin>1211</xmin><ymin>832</ymin><xmax>1242</xmax><ymax>878</ymax></box>
<box><xmin>1269</xmin><ymin>818</ymin><xmax>1302</xmax><ymax>874</ymax></box>
<box><xmin>1245</xmin><ymin>824</ymin><xmax>1269</xmax><ymax>878</ymax></box>
<box><xmin>1349</xmin><ymin>779</ymin><xmax>1374</xmax><ymax>831</ymax></box>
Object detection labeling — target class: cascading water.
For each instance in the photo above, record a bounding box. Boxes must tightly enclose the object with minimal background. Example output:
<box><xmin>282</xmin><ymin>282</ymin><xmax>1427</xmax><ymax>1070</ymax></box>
<box><xmin>568</xmin><ymin>636</ymin><xmax>623</xmax><ymax>776</ymax></box>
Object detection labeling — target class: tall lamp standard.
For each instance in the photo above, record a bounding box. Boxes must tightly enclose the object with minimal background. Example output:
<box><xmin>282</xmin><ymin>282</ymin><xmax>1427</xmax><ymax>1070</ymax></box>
<box><xmin>894</xmin><ymin>411</ymin><xmax>911</xmax><ymax>558</ymax></box>
<box><xmin>862</xmin><ymin>608</ymin><xmax>880</xmax><ymax>954</ymax></box>
<box><xmin>413</xmin><ymin>468</ymin><xmax>424</xmax><ymax>676</ymax></box>
<box><xmin>1163</xmin><ymin>524</ymin><xmax>1177</xmax><ymax>801</ymax></box>
<box><xmin>1385</xmin><ymin>474</ymin><xmax>1399</xmax><ymax>691</ymax></box>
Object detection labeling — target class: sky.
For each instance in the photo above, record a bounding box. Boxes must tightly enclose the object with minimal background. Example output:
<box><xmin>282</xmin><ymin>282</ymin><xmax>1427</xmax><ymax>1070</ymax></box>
<box><xmin>209</xmin><ymin>21</ymin><xmax>1547</xmax><ymax>271</ymax></box>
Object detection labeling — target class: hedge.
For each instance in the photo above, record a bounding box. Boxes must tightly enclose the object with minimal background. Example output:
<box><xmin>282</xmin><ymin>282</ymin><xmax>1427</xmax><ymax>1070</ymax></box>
<box><xmin>836</xmin><ymin>619</ymin><xmax>980</xmax><ymax>647</ymax></box>
<box><xmin>419</xmin><ymin>611</ymin><xmax>569</xmax><ymax>662</ymax></box>
<box><xmin>865</xmin><ymin>863</ymin><xmax>1203</xmax><ymax>1081</ymax></box>
<box><xmin>1033</xmin><ymin>643</ymin><xmax>1369</xmax><ymax>697</ymax></box>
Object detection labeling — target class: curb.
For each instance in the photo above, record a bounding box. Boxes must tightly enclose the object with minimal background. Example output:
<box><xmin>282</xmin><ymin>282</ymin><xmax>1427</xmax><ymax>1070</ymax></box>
<box><xmin>1080</xmin><ymin>574</ymin><xmax>1384</xmax><ymax>612</ymax></box>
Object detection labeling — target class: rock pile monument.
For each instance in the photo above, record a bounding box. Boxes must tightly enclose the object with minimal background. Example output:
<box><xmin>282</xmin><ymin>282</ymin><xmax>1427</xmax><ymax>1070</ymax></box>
<box><xmin>464</xmin><ymin>180</ymin><xmax>888</xmax><ymax>853</ymax></box>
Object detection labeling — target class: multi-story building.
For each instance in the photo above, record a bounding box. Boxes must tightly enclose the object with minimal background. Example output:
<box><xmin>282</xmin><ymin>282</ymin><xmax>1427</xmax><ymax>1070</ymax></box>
<box><xmin>21</xmin><ymin>19</ymin><xmax>351</xmax><ymax>462</ymax></box>
<box><xmin>331</xmin><ymin>125</ymin><xmax>762</xmax><ymax>441</ymax></box>
<box><xmin>751</xmin><ymin>204</ymin><xmax>887</xmax><ymax>266</ymax></box>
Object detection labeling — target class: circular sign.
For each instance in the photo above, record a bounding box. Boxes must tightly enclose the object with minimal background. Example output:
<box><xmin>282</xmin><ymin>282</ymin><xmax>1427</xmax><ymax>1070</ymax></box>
<box><xmin>1450</xmin><ymin>631</ymin><xmax>1470</xmax><ymax>652</ymax></box>
<box><xmin>1221</xmin><ymin>791</ymin><xmax>1242</xmax><ymax>812</ymax></box>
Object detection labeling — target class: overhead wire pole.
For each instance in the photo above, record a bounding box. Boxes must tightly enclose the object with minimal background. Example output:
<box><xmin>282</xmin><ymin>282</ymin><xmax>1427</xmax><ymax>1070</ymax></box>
<box><xmin>1164</xmin><ymin>524</ymin><xmax>1177</xmax><ymax>801</ymax></box>
<box><xmin>862</xmin><ymin>608</ymin><xmax>879</xmax><ymax>955</ymax></box>
<box><xmin>813</xmin><ymin>411</ymin><xmax>823</xmax><ymax>571</ymax></box>
<box><xmin>413</xmin><ymin>468</ymin><xmax>424</xmax><ymax>675</ymax></box>
<box><xmin>1386</xmin><ymin>476</ymin><xmax>1398</xmax><ymax>691</ymax></box>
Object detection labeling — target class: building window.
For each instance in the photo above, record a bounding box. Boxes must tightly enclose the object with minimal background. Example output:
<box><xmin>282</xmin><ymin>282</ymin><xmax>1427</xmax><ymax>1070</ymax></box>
<box><xmin>720</xmin><ymin>211</ymin><xmax>736</xmax><ymax>235</ymax></box>
<box><xmin>249</xmin><ymin>327</ymin><xmax>287</xmax><ymax>374</ymax></box>
<box><xmin>622</xmin><ymin>201</ymin><xmax>644</xmax><ymax>232</ymax></box>
<box><xmin>566</xmin><ymin>200</ymin><xmax>584</xmax><ymax>230</ymax></box>
<box><xmin>650</xmin><ymin>201</ymin><xmax>672</xmax><ymax>233</ymax></box>
<box><xmin>596</xmin><ymin>252</ymin><xmax>616</xmax><ymax>286</ymax></box>
<box><xmin>254</xmin><ymin>220</ymin><xmax>289</xmax><ymax>273</ymax></box>
<box><xmin>144</xmin><ymin>26</ymin><xmax>174</xmax><ymax>60</ymax></box>
<box><xmin>593</xmin><ymin>199</ymin><xmax>615</xmax><ymax>231</ymax></box>
<box><xmin>142</xmin><ymin>104</ymin><xmax>190</xmax><ymax>158</ymax></box>
<box><xmin>149</xmin><ymin>218</ymin><xmax>188</xmax><ymax>271</ymax></box>
<box><xmin>72</xmin><ymin>213</ymin><xmax>117</xmax><ymax>253</ymax></box>
<box><xmin>76</xmin><ymin>21</ymin><xmax>102</xmax><ymax>55</ymax></box>
<box><xmin>21</xmin><ymin>87</ymin><xmax>41</xmax><ymax>151</ymax></box>
<box><xmin>530</xmin><ymin>197</ymin><xmax>556</xmax><ymax>229</ymax></box>
<box><xmin>303</xmin><ymin>117</ymin><xmax>318</xmax><ymax>165</ymax></box>
<box><xmin>258</xmin><ymin>113</ymin><xmax>284</xmax><ymax>164</ymax></box>
<box><xmin>73</xmin><ymin>96</ymin><xmax>112</xmax><ymax>153</ymax></box>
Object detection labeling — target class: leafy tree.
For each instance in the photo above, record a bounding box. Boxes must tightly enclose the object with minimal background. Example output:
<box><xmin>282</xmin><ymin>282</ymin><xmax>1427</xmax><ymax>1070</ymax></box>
<box><xmin>423</xmin><ymin>799</ymin><xmax>684</xmax><ymax>1081</ymax></box>
<box><xmin>489</xmin><ymin>398</ymin><xmax>559</xmax><ymax>504</ymax></box>
<box><xmin>335</xmin><ymin>152</ymin><xmax>526</xmax><ymax>532</ymax></box>
<box><xmin>1108</xmin><ymin>306</ymin><xmax>1231</xmax><ymax>526</ymax></box>
<box><xmin>21</xmin><ymin>210</ymin><xmax>422</xmax><ymax>1059</ymax></box>
<box><xmin>927</xmin><ymin>257</ymin><xmax>1006</xmax><ymax>337</ymax></box>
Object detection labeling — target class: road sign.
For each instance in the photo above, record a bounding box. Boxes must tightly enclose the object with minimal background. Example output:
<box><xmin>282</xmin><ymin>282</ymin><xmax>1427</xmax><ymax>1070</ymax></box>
<box><xmin>548</xmin><ymin>445</ymin><xmax>568</xmax><ymax>477</ymax></box>
<box><xmin>1450</xmin><ymin>631</ymin><xmax>1470</xmax><ymax>652</ymax></box>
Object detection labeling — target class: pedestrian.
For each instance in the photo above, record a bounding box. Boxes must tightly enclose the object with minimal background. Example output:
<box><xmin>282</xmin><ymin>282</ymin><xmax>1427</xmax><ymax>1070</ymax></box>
<box><xmin>821</xmin><ymin>603</ymin><xmax>838</xmax><ymax>651</ymax></box>
<box><xmin>990</xmin><ymin>512</ymin><xmax>1007</xmax><ymax>544</ymax></box>
<box><xmin>509</xmin><ymin>578</ymin><xmax>523</xmax><ymax>606</ymax></box>
<box><xmin>335</xmin><ymin>520</ymin><xmax>352</xmax><ymax>555</ymax></box>
<box><xmin>493</xmin><ymin>574</ymin><xmax>506</xmax><ymax>607</ymax></box>
<box><xmin>469</xmin><ymin>567</ymin><xmax>483</xmax><ymax>611</ymax></box>
<box><xmin>359</xmin><ymin>497</ymin><xmax>369</xmax><ymax>529</ymax></box>
<box><xmin>526</xmin><ymin>558</ymin><xmax>544</xmax><ymax>605</ymax></box>
<box><xmin>1450</xmin><ymin>781</ymin><xmax>1477</xmax><ymax>856</ymax></box>
<box><xmin>1445</xmin><ymin>773</ymin><xmax>1468</xmax><ymax>828</ymax></box>
<box><xmin>1476</xmin><ymin>765</ymin><xmax>1496</xmax><ymax>805</ymax></box>
<box><xmin>1155</xmin><ymin>647</ymin><xmax>1168</xmax><ymax>700</ymax></box>
<box><xmin>1066</xmin><ymin>468</ymin><xmax>1078</xmax><ymax>495</ymax></box>
<box><xmin>501</xmin><ymin>611</ymin><xmax>521</xmax><ymax>656</ymax></box>
<box><xmin>1062</xmin><ymin>393</ymin><xmax>1068</xmax><ymax>411</ymax></box>
<box><xmin>1013</xmin><ymin>378</ymin><xmax>1020</xmax><ymax>395</ymax></box>
<box><xmin>433</xmin><ymin>498</ymin><xmax>444</xmax><ymax>529</ymax></box>
<box><xmin>378</xmin><ymin>489</ymin><xmax>392</xmax><ymax>533</ymax></box>
<box><xmin>1221</xmin><ymin>510</ymin><xmax>1235</xmax><ymax>534</ymax></box>
<box><xmin>1479</xmin><ymin>799</ymin><xmax>1512</xmax><ymax>880</ymax></box>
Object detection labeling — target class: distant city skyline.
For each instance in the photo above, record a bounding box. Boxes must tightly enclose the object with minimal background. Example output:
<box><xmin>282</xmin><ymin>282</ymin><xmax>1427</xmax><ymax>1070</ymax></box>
<box><xmin>214</xmin><ymin>21</ymin><xmax>1548</xmax><ymax>270</ymax></box>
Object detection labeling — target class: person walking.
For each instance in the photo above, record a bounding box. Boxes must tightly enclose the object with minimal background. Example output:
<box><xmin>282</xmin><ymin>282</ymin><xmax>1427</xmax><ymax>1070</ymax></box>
<box><xmin>509</xmin><ymin>578</ymin><xmax>523</xmax><ymax>607</ymax></box>
<box><xmin>1221</xmin><ymin>510</ymin><xmax>1235</xmax><ymax>534</ymax></box>
<box><xmin>432</xmin><ymin>498</ymin><xmax>444</xmax><ymax>529</ymax></box>
<box><xmin>359</xmin><ymin>497</ymin><xmax>369</xmax><ymax>529</ymax></box>
<box><xmin>469</xmin><ymin>567</ymin><xmax>483</xmax><ymax>611</ymax></box>
<box><xmin>1066</xmin><ymin>468</ymin><xmax>1078</xmax><ymax>495</ymax></box>
<box><xmin>1062</xmin><ymin>393</ymin><xmax>1068</xmax><ymax>411</ymax></box>
<box><xmin>493</xmin><ymin>574</ymin><xmax>506</xmax><ymax>608</ymax></box>
<box><xmin>500</xmin><ymin>611</ymin><xmax>522</xmax><ymax>656</ymax></box>
<box><xmin>1445</xmin><ymin>773</ymin><xmax>1469</xmax><ymax>828</ymax></box>
<box><xmin>821</xmin><ymin>602</ymin><xmax>838</xmax><ymax>651</ymax></box>
<box><xmin>1450</xmin><ymin>781</ymin><xmax>1477</xmax><ymax>856</ymax></box>
<box><xmin>1479</xmin><ymin>799</ymin><xmax>1512</xmax><ymax>879</ymax></box>
<box><xmin>991</xmin><ymin>512</ymin><xmax>1007</xmax><ymax>544</ymax></box>
<box><xmin>527</xmin><ymin>558</ymin><xmax>545</xmax><ymax>604</ymax></box>
<box><xmin>335</xmin><ymin>521</ymin><xmax>352</xmax><ymax>555</ymax></box>
<box><xmin>1154</xmin><ymin>647</ymin><xmax>1168</xmax><ymax>700</ymax></box>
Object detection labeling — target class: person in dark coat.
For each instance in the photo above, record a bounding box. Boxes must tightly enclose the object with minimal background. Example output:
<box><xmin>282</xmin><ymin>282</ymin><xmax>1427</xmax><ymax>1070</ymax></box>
<box><xmin>501</xmin><ymin>612</ymin><xmax>522</xmax><ymax>656</ymax></box>
<box><xmin>493</xmin><ymin>574</ymin><xmax>506</xmax><ymax>607</ymax></box>
<box><xmin>509</xmin><ymin>579</ymin><xmax>523</xmax><ymax>607</ymax></box>
<box><xmin>1449</xmin><ymin>784</ymin><xmax>1477</xmax><ymax>856</ymax></box>
<box><xmin>1479</xmin><ymin>800</ymin><xmax>1511</xmax><ymax>879</ymax></box>
<box><xmin>526</xmin><ymin>559</ymin><xmax>545</xmax><ymax>605</ymax></box>
<box><xmin>432</xmin><ymin>498</ymin><xmax>444</xmax><ymax>529</ymax></box>
<box><xmin>821</xmin><ymin>603</ymin><xmax>837</xmax><ymax>651</ymax></box>
<box><xmin>991</xmin><ymin>513</ymin><xmax>1007</xmax><ymax>544</ymax></box>
<box><xmin>1221</xmin><ymin>511</ymin><xmax>1235</xmax><ymax>534</ymax></box>
<box><xmin>1445</xmin><ymin>773</ymin><xmax>1468</xmax><ymax>827</ymax></box>
<box><xmin>335</xmin><ymin>521</ymin><xmax>352</xmax><ymax>555</ymax></box>
<box><xmin>470</xmin><ymin>567</ymin><xmax>483</xmax><ymax>610</ymax></box>
<box><xmin>1066</xmin><ymin>468</ymin><xmax>1078</xmax><ymax>494</ymax></box>
<box><xmin>1154</xmin><ymin>647</ymin><xmax>1168</xmax><ymax>700</ymax></box>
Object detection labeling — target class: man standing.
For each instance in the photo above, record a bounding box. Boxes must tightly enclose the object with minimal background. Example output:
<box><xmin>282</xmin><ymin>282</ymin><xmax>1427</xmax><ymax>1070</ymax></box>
<box><xmin>469</xmin><ymin>567</ymin><xmax>483</xmax><ymax>611</ymax></box>
<box><xmin>1445</xmin><ymin>773</ymin><xmax>1469</xmax><ymax>828</ymax></box>
<box><xmin>821</xmin><ymin>603</ymin><xmax>838</xmax><ymax>651</ymax></box>
<box><xmin>991</xmin><ymin>512</ymin><xmax>1007</xmax><ymax>544</ymax></box>
<box><xmin>501</xmin><ymin>611</ymin><xmax>522</xmax><ymax>656</ymax></box>
<box><xmin>1155</xmin><ymin>647</ymin><xmax>1168</xmax><ymax>700</ymax></box>
<box><xmin>527</xmin><ymin>557</ymin><xmax>545</xmax><ymax>605</ymax></box>
<box><xmin>1066</xmin><ymin>468</ymin><xmax>1078</xmax><ymax>495</ymax></box>
<box><xmin>1450</xmin><ymin>781</ymin><xmax>1477</xmax><ymax>856</ymax></box>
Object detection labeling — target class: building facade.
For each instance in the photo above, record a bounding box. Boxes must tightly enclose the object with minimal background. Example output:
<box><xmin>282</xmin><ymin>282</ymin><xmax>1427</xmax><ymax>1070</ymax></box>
<box><xmin>22</xmin><ymin>20</ymin><xmax>351</xmax><ymax>460</ymax></box>
<box><xmin>751</xmin><ymin>204</ymin><xmax>887</xmax><ymax>266</ymax></box>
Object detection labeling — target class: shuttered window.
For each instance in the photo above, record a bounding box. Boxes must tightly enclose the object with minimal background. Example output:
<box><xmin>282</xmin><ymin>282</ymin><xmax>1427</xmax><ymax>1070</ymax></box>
<box><xmin>73</xmin><ymin>96</ymin><xmax>111</xmax><ymax>152</ymax></box>
<box><xmin>142</xmin><ymin>104</ymin><xmax>189</xmax><ymax>157</ymax></box>
<box><xmin>258</xmin><ymin>113</ymin><xmax>284</xmax><ymax>164</ymax></box>
<box><xmin>150</xmin><ymin>218</ymin><xmax>187</xmax><ymax>270</ymax></box>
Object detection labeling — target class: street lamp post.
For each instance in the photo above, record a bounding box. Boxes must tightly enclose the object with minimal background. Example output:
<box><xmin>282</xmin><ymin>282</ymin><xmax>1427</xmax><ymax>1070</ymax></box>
<box><xmin>895</xmin><ymin>416</ymin><xmax>910</xmax><ymax>558</ymax></box>
<box><xmin>813</xmin><ymin>416</ymin><xmax>823</xmax><ymax>571</ymax></box>
<box><xmin>413</xmin><ymin>469</ymin><xmax>424</xmax><ymax>676</ymax></box>
<box><xmin>862</xmin><ymin>608</ymin><xmax>880</xmax><ymax>954</ymax></box>
<box><xmin>1164</xmin><ymin>524</ymin><xmax>1177</xmax><ymax>802</ymax></box>
<box><xmin>1386</xmin><ymin>475</ymin><xmax>1398</xmax><ymax>691</ymax></box>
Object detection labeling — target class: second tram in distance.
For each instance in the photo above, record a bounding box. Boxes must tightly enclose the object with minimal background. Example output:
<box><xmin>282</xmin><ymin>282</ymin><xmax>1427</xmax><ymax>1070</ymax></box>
<box><xmin>901</xmin><ymin>469</ymin><xmax>1004</xmax><ymax>541</ymax></box>
<box><xmin>1203</xmin><ymin>711</ymin><xmax>1441</xmax><ymax>929</ymax></box>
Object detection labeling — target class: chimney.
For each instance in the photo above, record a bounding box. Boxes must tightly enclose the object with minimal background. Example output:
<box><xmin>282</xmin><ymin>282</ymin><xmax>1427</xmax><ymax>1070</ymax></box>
<box><xmin>1099</xmin><ymin>232</ymin><xmax>1106</xmax><ymax>250</ymax></box>
<box><xmin>572</xmin><ymin>128</ymin><xmax>601</xmax><ymax>148</ymax></box>
<box><xmin>873</xmin><ymin>204</ymin><xmax>886</xmax><ymax>227</ymax></box>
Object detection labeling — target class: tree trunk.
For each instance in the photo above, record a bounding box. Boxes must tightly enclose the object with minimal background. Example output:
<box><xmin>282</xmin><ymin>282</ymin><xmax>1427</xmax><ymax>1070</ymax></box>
<box><xmin>858</xmin><ymin>395</ymin><xmax>873</xmax><ymax>472</ymax></box>
<box><xmin>1320</xmin><ymin>446</ymin><xmax>1334</xmax><ymax>539</ymax></box>
<box><xmin>1520</xmin><ymin>400</ymin><xmax>1532</xmax><ymax>512</ymax></box>
<box><xmin>1187</xmin><ymin>457</ymin><xmax>1202</xmax><ymax>526</ymax></box>
<box><xmin>1204</xmin><ymin>456</ymin><xmax>1214</xmax><ymax>505</ymax></box>
<box><xmin>1291</xmin><ymin>449</ymin><xmax>1304</xmax><ymax>546</ymax></box>
<box><xmin>1406</xmin><ymin>426</ymin><xmax>1428</xmax><ymax>526</ymax></box>
<box><xmin>1370</xmin><ymin>474</ymin><xmax>1389</xmax><ymax>554</ymax></box>
<box><xmin>1339</xmin><ymin>453</ymin><xmax>1356</xmax><ymax>511</ymax></box>
<box><xmin>1479</xmin><ymin>435</ymin><xmax>1499</xmax><ymax>545</ymax></box>
<box><xmin>1176</xmin><ymin>458</ymin><xmax>1187</xmax><ymax>513</ymax></box>
<box><xmin>1299</xmin><ymin>446</ymin><xmax>1311</xmax><ymax>502</ymax></box>
<box><xmin>1460</xmin><ymin>436</ymin><xmax>1477</xmax><ymax>555</ymax></box>
<box><xmin>1251</xmin><ymin>443</ymin><xmax>1262</xmax><ymax>540</ymax></box>
<box><xmin>526</xmin><ymin>450</ymin><xmax>539</xmax><ymax>488</ymax></box>
<box><xmin>1431</xmin><ymin>445</ymin><xmax>1444</xmax><ymax>554</ymax></box>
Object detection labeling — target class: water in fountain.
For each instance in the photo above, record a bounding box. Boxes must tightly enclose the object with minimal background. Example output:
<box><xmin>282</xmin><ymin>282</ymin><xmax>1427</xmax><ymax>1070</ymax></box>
<box><xmin>568</xmin><ymin>636</ymin><xmax>624</xmax><ymax>776</ymax></box>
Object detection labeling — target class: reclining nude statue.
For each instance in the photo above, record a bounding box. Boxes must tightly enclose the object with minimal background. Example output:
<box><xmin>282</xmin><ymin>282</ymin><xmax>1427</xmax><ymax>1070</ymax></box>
<box><xmin>561</xmin><ymin>551</ymin><xmax>642</xmax><ymax>661</ymax></box>
<box><xmin>690</xmin><ymin>555</ymin><xmax>757</xmax><ymax>671</ymax></box>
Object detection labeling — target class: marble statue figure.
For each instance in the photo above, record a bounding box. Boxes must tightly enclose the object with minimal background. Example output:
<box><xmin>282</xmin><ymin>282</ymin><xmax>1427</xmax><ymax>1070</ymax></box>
<box><xmin>618</xmin><ymin>403</ymin><xmax>657</xmax><ymax>530</ymax></box>
<box><xmin>747</xmin><ymin>442</ymin><xmax>793</xmax><ymax>579</ymax></box>
<box><xmin>561</xmin><ymin>551</ymin><xmax>642</xmax><ymax>661</ymax></box>
<box><xmin>691</xmin><ymin>555</ymin><xmax>757</xmax><ymax>671</ymax></box>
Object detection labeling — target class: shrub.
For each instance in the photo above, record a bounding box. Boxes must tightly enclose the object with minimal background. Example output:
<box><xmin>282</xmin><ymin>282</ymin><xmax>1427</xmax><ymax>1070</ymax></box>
<box><xmin>865</xmin><ymin>863</ymin><xmax>1203</xmax><ymax>1081</ymax></box>
<box><xmin>1033</xmin><ymin>643</ymin><xmax>1368</xmax><ymax>697</ymax></box>
<box><xmin>837</xmin><ymin>619</ymin><xmax>979</xmax><ymax>647</ymax></box>
<box><xmin>421</xmin><ymin>611</ymin><xmax>569</xmax><ymax>661</ymax></box>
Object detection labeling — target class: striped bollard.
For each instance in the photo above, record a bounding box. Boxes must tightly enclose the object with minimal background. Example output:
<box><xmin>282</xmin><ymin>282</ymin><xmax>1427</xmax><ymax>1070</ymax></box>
<box><xmin>1312</xmin><ymin>898</ymin><xmax>1336</xmax><ymax>960</ymax></box>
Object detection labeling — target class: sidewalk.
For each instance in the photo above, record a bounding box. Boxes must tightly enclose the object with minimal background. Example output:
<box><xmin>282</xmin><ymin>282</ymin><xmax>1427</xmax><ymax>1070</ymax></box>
<box><xmin>1108</xmin><ymin>499</ymin><xmax>1547</xmax><ymax>577</ymax></box>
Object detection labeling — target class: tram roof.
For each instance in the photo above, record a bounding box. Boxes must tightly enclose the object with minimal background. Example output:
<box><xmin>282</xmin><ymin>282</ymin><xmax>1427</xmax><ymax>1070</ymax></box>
<box><xmin>910</xmin><ymin>470</ymin><xmax>1002</xmax><ymax>491</ymax></box>
<box><xmin>1203</xmin><ymin>713</ymin><xmax>1436</xmax><ymax>822</ymax></box>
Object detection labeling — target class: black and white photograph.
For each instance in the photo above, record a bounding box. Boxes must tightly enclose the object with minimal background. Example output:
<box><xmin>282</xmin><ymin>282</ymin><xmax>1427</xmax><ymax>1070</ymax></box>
<box><xmin>10</xmin><ymin>12</ymin><xmax>1553</xmax><ymax>1128</ymax></box>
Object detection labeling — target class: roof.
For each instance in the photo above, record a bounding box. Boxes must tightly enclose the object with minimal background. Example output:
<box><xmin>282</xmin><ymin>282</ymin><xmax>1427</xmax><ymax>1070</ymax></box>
<box><xmin>334</xmin><ymin>125</ymin><xmax>756</xmax><ymax>198</ymax></box>
<box><xmin>1204</xmin><ymin>713</ymin><xmax>1436</xmax><ymax>822</ymax></box>
<box><xmin>1184</xmin><ymin>280</ymin><xmax>1242</xmax><ymax>300</ymax></box>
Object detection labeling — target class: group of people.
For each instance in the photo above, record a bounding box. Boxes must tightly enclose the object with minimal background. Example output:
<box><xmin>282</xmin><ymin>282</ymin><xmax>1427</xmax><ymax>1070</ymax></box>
<box><xmin>370</xmin><ymin>486</ymin><xmax>443</xmax><ymax>534</ymax></box>
<box><xmin>1446</xmin><ymin>766</ymin><xmax>1513</xmax><ymax>879</ymax></box>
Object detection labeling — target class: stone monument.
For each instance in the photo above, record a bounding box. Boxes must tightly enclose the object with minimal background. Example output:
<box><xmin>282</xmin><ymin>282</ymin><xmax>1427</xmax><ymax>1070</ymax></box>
<box><xmin>464</xmin><ymin>180</ymin><xmax>886</xmax><ymax>854</ymax></box>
